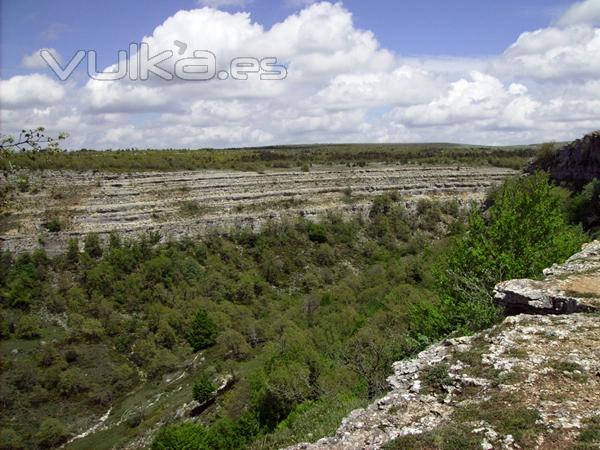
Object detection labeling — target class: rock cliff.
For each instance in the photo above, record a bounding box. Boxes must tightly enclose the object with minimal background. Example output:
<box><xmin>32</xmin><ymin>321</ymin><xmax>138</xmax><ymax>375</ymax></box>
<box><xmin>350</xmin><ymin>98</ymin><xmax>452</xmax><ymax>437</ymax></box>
<box><xmin>527</xmin><ymin>130</ymin><xmax>600</xmax><ymax>189</ymax></box>
<box><xmin>286</xmin><ymin>242</ymin><xmax>600</xmax><ymax>449</ymax></box>
<box><xmin>0</xmin><ymin>165</ymin><xmax>515</xmax><ymax>254</ymax></box>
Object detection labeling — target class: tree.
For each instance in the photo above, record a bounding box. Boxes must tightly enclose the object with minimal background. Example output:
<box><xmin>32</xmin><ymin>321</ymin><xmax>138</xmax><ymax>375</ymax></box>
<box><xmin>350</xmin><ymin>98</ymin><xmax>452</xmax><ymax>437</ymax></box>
<box><xmin>15</xmin><ymin>314</ymin><xmax>42</xmax><ymax>339</ymax></box>
<box><xmin>437</xmin><ymin>172</ymin><xmax>586</xmax><ymax>332</ymax></box>
<box><xmin>192</xmin><ymin>372</ymin><xmax>216</xmax><ymax>404</ymax></box>
<box><xmin>34</xmin><ymin>418</ymin><xmax>68</xmax><ymax>449</ymax></box>
<box><xmin>0</xmin><ymin>127</ymin><xmax>68</xmax><ymax>153</ymax></box>
<box><xmin>84</xmin><ymin>233</ymin><xmax>103</xmax><ymax>258</ymax></box>
<box><xmin>186</xmin><ymin>309</ymin><xmax>217</xmax><ymax>352</ymax></box>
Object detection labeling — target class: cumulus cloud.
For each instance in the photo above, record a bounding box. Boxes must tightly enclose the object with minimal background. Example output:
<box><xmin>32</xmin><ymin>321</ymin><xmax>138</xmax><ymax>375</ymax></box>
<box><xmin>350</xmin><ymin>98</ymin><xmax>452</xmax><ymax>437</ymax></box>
<box><xmin>0</xmin><ymin>74</ymin><xmax>66</xmax><ymax>110</ymax></box>
<box><xmin>21</xmin><ymin>48</ymin><xmax>62</xmax><ymax>70</ymax></box>
<box><xmin>557</xmin><ymin>0</ymin><xmax>600</xmax><ymax>26</ymax></box>
<box><xmin>494</xmin><ymin>25</ymin><xmax>600</xmax><ymax>80</ymax></box>
<box><xmin>1</xmin><ymin>1</ymin><xmax>600</xmax><ymax>147</ymax></box>
<box><xmin>391</xmin><ymin>72</ymin><xmax>538</xmax><ymax>129</ymax></box>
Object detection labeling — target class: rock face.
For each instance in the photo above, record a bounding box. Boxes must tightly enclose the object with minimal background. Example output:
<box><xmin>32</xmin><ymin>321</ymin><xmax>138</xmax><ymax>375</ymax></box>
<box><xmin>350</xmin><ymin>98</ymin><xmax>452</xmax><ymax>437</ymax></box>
<box><xmin>527</xmin><ymin>130</ymin><xmax>600</xmax><ymax>189</ymax></box>
<box><xmin>0</xmin><ymin>165</ymin><xmax>515</xmax><ymax>254</ymax></box>
<box><xmin>286</xmin><ymin>242</ymin><xmax>600</xmax><ymax>450</ymax></box>
<box><xmin>494</xmin><ymin>241</ymin><xmax>600</xmax><ymax>315</ymax></box>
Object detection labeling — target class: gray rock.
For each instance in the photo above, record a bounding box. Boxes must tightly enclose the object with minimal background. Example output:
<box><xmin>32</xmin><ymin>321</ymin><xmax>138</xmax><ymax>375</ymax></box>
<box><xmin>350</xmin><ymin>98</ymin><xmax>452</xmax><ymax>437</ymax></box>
<box><xmin>494</xmin><ymin>241</ymin><xmax>600</xmax><ymax>315</ymax></box>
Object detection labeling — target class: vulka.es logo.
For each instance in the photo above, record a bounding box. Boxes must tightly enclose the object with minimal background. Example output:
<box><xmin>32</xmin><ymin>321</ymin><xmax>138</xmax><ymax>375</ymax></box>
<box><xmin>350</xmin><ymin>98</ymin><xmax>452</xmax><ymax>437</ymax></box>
<box><xmin>41</xmin><ymin>42</ymin><xmax>288</xmax><ymax>82</ymax></box>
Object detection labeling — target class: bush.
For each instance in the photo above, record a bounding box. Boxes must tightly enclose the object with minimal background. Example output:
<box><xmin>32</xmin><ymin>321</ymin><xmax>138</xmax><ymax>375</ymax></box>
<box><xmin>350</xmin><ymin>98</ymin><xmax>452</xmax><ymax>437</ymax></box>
<box><xmin>152</xmin><ymin>423</ymin><xmax>207</xmax><ymax>450</ymax></box>
<box><xmin>534</xmin><ymin>141</ymin><xmax>558</xmax><ymax>166</ymax></box>
<box><xmin>436</xmin><ymin>172</ymin><xmax>586</xmax><ymax>332</ymax></box>
<box><xmin>193</xmin><ymin>372</ymin><xmax>216</xmax><ymax>404</ymax></box>
<box><xmin>14</xmin><ymin>314</ymin><xmax>42</xmax><ymax>339</ymax></box>
<box><xmin>423</xmin><ymin>363</ymin><xmax>453</xmax><ymax>394</ymax></box>
<box><xmin>34</xmin><ymin>418</ymin><xmax>68</xmax><ymax>449</ymax></box>
<box><xmin>186</xmin><ymin>309</ymin><xmax>218</xmax><ymax>352</ymax></box>
<box><xmin>84</xmin><ymin>233</ymin><xmax>103</xmax><ymax>258</ymax></box>
<box><xmin>44</xmin><ymin>217</ymin><xmax>62</xmax><ymax>232</ymax></box>
<box><xmin>570</xmin><ymin>179</ymin><xmax>600</xmax><ymax>231</ymax></box>
<box><xmin>57</xmin><ymin>368</ymin><xmax>88</xmax><ymax>397</ymax></box>
<box><xmin>0</xmin><ymin>427</ymin><xmax>25</xmax><ymax>450</ymax></box>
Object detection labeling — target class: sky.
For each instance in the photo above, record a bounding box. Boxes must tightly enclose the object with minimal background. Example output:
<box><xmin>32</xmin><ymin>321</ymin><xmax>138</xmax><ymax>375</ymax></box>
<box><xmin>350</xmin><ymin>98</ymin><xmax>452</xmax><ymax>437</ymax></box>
<box><xmin>1</xmin><ymin>0</ymin><xmax>599</xmax><ymax>148</ymax></box>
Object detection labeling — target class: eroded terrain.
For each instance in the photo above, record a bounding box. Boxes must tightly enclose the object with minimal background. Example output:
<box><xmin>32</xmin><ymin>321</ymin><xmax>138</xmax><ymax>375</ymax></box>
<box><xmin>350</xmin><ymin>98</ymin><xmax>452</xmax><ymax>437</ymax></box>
<box><xmin>1</xmin><ymin>164</ymin><xmax>515</xmax><ymax>254</ymax></box>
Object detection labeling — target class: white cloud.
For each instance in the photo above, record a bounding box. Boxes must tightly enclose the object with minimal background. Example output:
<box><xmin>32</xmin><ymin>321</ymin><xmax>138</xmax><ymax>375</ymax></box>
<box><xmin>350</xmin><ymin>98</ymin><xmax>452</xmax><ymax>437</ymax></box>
<box><xmin>494</xmin><ymin>25</ymin><xmax>600</xmax><ymax>80</ymax></box>
<box><xmin>1</xmin><ymin>1</ymin><xmax>600</xmax><ymax>147</ymax></box>
<box><xmin>21</xmin><ymin>48</ymin><xmax>62</xmax><ymax>69</ymax></box>
<box><xmin>557</xmin><ymin>0</ymin><xmax>600</xmax><ymax>26</ymax></box>
<box><xmin>0</xmin><ymin>74</ymin><xmax>66</xmax><ymax>110</ymax></box>
<box><xmin>391</xmin><ymin>72</ymin><xmax>538</xmax><ymax>128</ymax></box>
<box><xmin>314</xmin><ymin>67</ymin><xmax>443</xmax><ymax>109</ymax></box>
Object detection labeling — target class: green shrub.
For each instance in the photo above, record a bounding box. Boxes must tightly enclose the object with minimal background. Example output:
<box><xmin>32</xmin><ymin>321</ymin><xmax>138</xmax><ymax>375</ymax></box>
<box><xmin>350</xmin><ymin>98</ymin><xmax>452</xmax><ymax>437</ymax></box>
<box><xmin>44</xmin><ymin>217</ymin><xmax>62</xmax><ymax>232</ymax></box>
<box><xmin>178</xmin><ymin>200</ymin><xmax>203</xmax><ymax>216</ymax></box>
<box><xmin>34</xmin><ymin>418</ymin><xmax>68</xmax><ymax>449</ymax></box>
<box><xmin>436</xmin><ymin>172</ymin><xmax>586</xmax><ymax>332</ymax></box>
<box><xmin>152</xmin><ymin>423</ymin><xmax>208</xmax><ymax>450</ymax></box>
<box><xmin>15</xmin><ymin>314</ymin><xmax>42</xmax><ymax>339</ymax></box>
<box><xmin>193</xmin><ymin>372</ymin><xmax>216</xmax><ymax>404</ymax></box>
<box><xmin>16</xmin><ymin>176</ymin><xmax>29</xmax><ymax>192</ymax></box>
<box><xmin>0</xmin><ymin>427</ymin><xmax>25</xmax><ymax>450</ymax></box>
<box><xmin>576</xmin><ymin>415</ymin><xmax>600</xmax><ymax>447</ymax></box>
<box><xmin>57</xmin><ymin>367</ymin><xmax>88</xmax><ymax>397</ymax></box>
<box><xmin>186</xmin><ymin>309</ymin><xmax>218</xmax><ymax>352</ymax></box>
<box><xmin>570</xmin><ymin>179</ymin><xmax>600</xmax><ymax>231</ymax></box>
<box><xmin>84</xmin><ymin>233</ymin><xmax>103</xmax><ymax>258</ymax></box>
<box><xmin>534</xmin><ymin>142</ymin><xmax>558</xmax><ymax>166</ymax></box>
<box><xmin>423</xmin><ymin>362</ymin><xmax>453</xmax><ymax>394</ymax></box>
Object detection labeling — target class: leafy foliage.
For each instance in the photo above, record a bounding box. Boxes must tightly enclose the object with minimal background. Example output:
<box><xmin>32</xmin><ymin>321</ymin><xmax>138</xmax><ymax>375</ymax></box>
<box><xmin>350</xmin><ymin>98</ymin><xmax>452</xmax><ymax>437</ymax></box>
<box><xmin>186</xmin><ymin>310</ymin><xmax>218</xmax><ymax>352</ymax></box>
<box><xmin>193</xmin><ymin>372</ymin><xmax>216</xmax><ymax>404</ymax></box>
<box><xmin>435</xmin><ymin>172</ymin><xmax>586</xmax><ymax>332</ymax></box>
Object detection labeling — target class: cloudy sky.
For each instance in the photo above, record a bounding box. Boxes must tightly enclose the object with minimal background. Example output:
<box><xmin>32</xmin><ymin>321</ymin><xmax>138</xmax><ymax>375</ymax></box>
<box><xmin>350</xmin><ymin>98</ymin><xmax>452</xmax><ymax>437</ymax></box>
<box><xmin>1</xmin><ymin>0</ymin><xmax>599</xmax><ymax>148</ymax></box>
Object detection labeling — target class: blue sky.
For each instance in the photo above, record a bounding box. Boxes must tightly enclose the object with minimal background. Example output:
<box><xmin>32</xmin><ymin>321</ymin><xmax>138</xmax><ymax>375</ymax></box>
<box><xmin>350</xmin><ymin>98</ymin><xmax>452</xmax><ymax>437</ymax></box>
<box><xmin>1</xmin><ymin>0</ymin><xmax>574</xmax><ymax>78</ymax></box>
<box><xmin>1</xmin><ymin>0</ymin><xmax>599</xmax><ymax>148</ymax></box>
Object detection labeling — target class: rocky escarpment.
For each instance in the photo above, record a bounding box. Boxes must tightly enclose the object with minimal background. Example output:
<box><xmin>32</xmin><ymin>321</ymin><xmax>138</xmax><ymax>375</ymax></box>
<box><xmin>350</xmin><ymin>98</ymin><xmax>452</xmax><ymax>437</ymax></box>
<box><xmin>287</xmin><ymin>242</ymin><xmax>600</xmax><ymax>450</ymax></box>
<box><xmin>0</xmin><ymin>164</ymin><xmax>515</xmax><ymax>254</ymax></box>
<box><xmin>527</xmin><ymin>130</ymin><xmax>600</xmax><ymax>189</ymax></box>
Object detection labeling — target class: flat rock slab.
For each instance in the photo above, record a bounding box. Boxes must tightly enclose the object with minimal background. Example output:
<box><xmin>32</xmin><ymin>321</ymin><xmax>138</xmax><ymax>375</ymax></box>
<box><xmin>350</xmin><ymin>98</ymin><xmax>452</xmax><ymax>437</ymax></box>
<box><xmin>494</xmin><ymin>241</ymin><xmax>600</xmax><ymax>315</ymax></box>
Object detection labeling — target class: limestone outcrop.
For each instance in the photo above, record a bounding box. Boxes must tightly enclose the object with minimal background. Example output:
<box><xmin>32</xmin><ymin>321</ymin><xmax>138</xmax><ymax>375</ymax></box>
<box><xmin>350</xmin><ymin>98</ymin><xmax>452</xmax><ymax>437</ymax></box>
<box><xmin>0</xmin><ymin>165</ymin><xmax>514</xmax><ymax>254</ymax></box>
<box><xmin>494</xmin><ymin>241</ymin><xmax>600</xmax><ymax>315</ymax></box>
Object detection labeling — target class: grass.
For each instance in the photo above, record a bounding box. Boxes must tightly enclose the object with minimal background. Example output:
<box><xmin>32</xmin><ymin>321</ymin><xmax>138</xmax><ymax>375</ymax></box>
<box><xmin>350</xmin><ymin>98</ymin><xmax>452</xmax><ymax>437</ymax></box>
<box><xmin>547</xmin><ymin>359</ymin><xmax>588</xmax><ymax>382</ymax></box>
<box><xmin>574</xmin><ymin>416</ymin><xmax>600</xmax><ymax>449</ymax></box>
<box><xmin>383</xmin><ymin>424</ymin><xmax>481</xmax><ymax>450</ymax></box>
<box><xmin>385</xmin><ymin>394</ymin><xmax>542</xmax><ymax>450</ymax></box>
<box><xmin>423</xmin><ymin>362</ymin><xmax>453</xmax><ymax>394</ymax></box>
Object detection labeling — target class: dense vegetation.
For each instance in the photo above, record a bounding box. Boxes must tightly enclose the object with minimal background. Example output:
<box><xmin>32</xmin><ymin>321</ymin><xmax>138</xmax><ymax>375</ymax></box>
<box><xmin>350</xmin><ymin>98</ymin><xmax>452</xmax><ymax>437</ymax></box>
<box><xmin>0</xmin><ymin>171</ymin><xmax>590</xmax><ymax>450</ymax></box>
<box><xmin>0</xmin><ymin>143</ymin><xmax>537</xmax><ymax>173</ymax></box>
